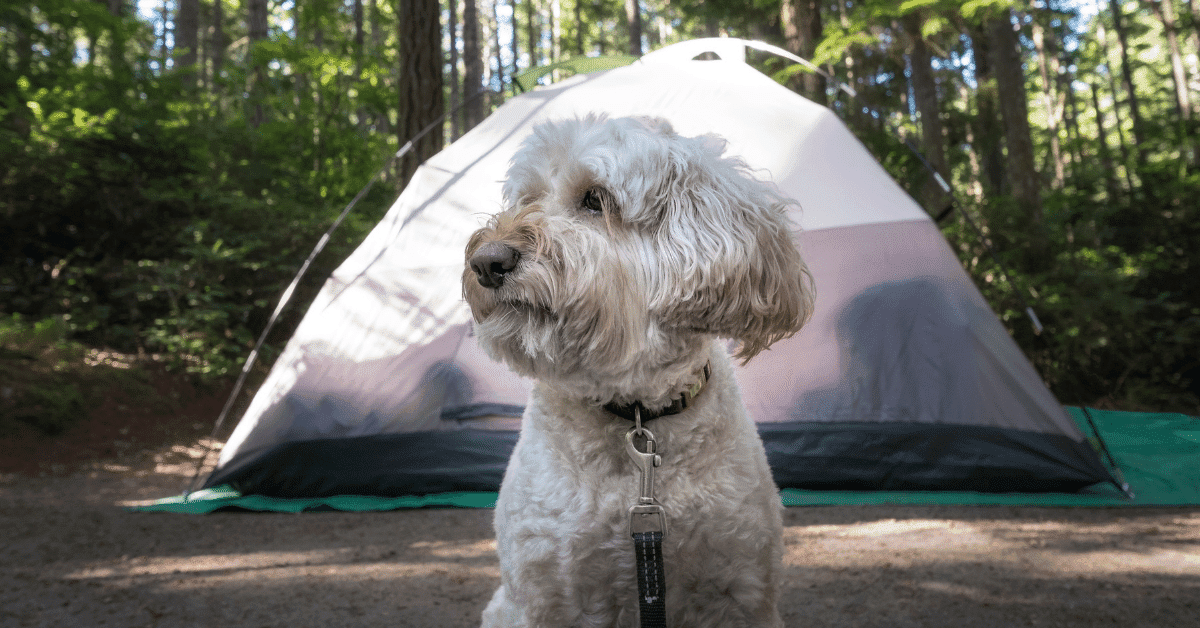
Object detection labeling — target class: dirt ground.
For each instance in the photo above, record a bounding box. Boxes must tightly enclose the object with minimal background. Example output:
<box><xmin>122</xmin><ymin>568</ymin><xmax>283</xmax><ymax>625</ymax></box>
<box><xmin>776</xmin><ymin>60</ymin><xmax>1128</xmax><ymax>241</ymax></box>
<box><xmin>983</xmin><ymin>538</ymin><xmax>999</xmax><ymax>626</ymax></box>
<box><xmin>2</xmin><ymin>379</ymin><xmax>1200</xmax><ymax>628</ymax></box>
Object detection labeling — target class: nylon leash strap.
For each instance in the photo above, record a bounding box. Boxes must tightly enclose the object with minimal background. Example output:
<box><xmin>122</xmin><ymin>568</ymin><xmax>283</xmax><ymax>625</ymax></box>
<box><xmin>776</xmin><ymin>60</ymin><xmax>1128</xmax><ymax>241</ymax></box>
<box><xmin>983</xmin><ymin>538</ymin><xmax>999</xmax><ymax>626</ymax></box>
<box><xmin>625</xmin><ymin>408</ymin><xmax>667</xmax><ymax>628</ymax></box>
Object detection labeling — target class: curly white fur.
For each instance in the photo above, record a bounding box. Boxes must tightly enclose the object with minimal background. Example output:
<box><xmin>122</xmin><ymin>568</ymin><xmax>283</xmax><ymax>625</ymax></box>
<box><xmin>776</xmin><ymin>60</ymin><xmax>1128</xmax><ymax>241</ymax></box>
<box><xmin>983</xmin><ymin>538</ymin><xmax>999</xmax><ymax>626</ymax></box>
<box><xmin>463</xmin><ymin>115</ymin><xmax>814</xmax><ymax>627</ymax></box>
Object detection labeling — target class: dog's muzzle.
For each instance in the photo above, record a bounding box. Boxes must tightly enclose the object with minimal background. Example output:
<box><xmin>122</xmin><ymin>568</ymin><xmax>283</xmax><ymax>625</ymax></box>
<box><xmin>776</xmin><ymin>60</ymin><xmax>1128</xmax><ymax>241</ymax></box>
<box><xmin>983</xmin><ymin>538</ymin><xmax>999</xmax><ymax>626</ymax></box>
<box><xmin>469</xmin><ymin>241</ymin><xmax>520</xmax><ymax>289</ymax></box>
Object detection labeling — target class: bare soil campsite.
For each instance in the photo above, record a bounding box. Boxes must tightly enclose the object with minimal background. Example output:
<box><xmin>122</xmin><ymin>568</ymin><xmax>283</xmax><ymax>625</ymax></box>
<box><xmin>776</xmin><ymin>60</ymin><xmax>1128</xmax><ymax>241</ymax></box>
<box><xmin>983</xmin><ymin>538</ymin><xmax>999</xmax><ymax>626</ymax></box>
<box><xmin>3</xmin><ymin>393</ymin><xmax>1198</xmax><ymax>628</ymax></box>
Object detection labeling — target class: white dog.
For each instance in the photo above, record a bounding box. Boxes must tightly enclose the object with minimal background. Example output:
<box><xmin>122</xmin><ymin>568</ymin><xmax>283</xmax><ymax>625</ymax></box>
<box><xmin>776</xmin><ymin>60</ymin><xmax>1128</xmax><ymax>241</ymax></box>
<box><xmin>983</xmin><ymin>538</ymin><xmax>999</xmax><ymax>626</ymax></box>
<box><xmin>463</xmin><ymin>115</ymin><xmax>813</xmax><ymax>627</ymax></box>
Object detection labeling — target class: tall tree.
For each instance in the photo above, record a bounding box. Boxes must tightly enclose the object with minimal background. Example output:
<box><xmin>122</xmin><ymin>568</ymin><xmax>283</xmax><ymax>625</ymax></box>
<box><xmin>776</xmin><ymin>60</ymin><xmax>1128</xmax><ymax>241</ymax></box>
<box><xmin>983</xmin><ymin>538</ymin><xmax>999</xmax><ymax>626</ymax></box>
<box><xmin>1150</xmin><ymin>0</ymin><xmax>1195</xmax><ymax>163</ymax></box>
<box><xmin>626</xmin><ymin>0</ymin><xmax>642</xmax><ymax>56</ymax></box>
<box><xmin>965</xmin><ymin>19</ymin><xmax>1006</xmax><ymax>197</ymax></box>
<box><xmin>780</xmin><ymin>0</ymin><xmax>825</xmax><ymax>105</ymax></box>
<box><xmin>353</xmin><ymin>0</ymin><xmax>365</xmax><ymax>78</ymax></box>
<box><xmin>493</xmin><ymin>0</ymin><xmax>506</xmax><ymax>96</ymax></box>
<box><xmin>1032</xmin><ymin>17</ymin><xmax>1065</xmax><ymax>189</ymax></box>
<box><xmin>904</xmin><ymin>11</ymin><xmax>948</xmax><ymax>212</ymax></box>
<box><xmin>107</xmin><ymin>0</ymin><xmax>130</xmax><ymax>83</ymax></box>
<box><xmin>175</xmin><ymin>0</ymin><xmax>199</xmax><ymax>87</ymax></box>
<box><xmin>988</xmin><ymin>9</ymin><xmax>1044</xmax><ymax>225</ymax></box>
<box><xmin>527</xmin><ymin>0</ymin><xmax>539</xmax><ymax>67</ymax></box>
<box><xmin>211</xmin><ymin>0</ymin><xmax>226</xmax><ymax>93</ymax></box>
<box><xmin>1107</xmin><ymin>0</ymin><xmax>1147</xmax><ymax>165</ymax></box>
<box><xmin>1090</xmin><ymin>81</ymin><xmax>1121</xmax><ymax>201</ymax></box>
<box><xmin>397</xmin><ymin>0</ymin><xmax>444</xmax><ymax>187</ymax></box>
<box><xmin>449</xmin><ymin>0</ymin><xmax>461</xmax><ymax>139</ymax></box>
<box><xmin>510</xmin><ymin>0</ymin><xmax>520</xmax><ymax>72</ymax></box>
<box><xmin>575</xmin><ymin>0</ymin><xmax>585</xmax><ymax>55</ymax></box>
<box><xmin>1095</xmin><ymin>14</ymin><xmax>1136</xmax><ymax>189</ymax></box>
<box><xmin>463</xmin><ymin>0</ymin><xmax>484</xmax><ymax>130</ymax></box>
<box><xmin>245</xmin><ymin>0</ymin><xmax>269</xmax><ymax>128</ymax></box>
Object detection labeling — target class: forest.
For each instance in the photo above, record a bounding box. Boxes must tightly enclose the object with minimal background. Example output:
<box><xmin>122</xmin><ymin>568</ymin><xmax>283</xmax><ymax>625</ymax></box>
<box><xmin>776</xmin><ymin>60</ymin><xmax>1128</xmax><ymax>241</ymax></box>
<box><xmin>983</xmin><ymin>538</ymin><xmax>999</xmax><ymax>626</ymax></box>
<box><xmin>1</xmin><ymin>0</ymin><xmax>1198</xmax><ymax>434</ymax></box>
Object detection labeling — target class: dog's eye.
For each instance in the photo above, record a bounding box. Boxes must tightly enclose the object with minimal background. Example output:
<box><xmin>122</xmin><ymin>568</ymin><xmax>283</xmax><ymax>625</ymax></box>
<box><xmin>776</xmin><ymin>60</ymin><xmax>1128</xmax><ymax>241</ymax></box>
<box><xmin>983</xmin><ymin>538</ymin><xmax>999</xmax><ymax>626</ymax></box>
<box><xmin>580</xmin><ymin>187</ymin><xmax>607</xmax><ymax>215</ymax></box>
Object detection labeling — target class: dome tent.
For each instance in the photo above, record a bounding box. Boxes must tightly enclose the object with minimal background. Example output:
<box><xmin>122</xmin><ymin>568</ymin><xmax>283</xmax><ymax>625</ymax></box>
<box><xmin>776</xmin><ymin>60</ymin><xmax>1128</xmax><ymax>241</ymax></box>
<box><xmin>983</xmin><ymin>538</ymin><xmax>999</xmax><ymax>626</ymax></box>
<box><xmin>200</xmin><ymin>39</ymin><xmax>1117</xmax><ymax>501</ymax></box>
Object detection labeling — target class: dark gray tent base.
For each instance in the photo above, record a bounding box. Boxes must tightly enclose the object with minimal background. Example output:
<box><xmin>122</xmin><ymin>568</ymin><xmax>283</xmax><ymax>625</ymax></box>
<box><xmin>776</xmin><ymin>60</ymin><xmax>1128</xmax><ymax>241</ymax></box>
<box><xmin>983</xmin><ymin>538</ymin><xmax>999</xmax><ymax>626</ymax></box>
<box><xmin>204</xmin><ymin>422</ymin><xmax>1114</xmax><ymax>498</ymax></box>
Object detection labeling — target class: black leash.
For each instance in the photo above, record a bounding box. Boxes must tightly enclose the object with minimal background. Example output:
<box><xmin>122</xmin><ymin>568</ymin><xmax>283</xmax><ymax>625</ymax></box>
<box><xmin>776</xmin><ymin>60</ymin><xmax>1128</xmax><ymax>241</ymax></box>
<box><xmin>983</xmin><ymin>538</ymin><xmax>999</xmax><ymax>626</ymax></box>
<box><xmin>625</xmin><ymin>407</ymin><xmax>668</xmax><ymax>628</ymax></box>
<box><xmin>632</xmin><ymin>530</ymin><xmax>667</xmax><ymax>626</ymax></box>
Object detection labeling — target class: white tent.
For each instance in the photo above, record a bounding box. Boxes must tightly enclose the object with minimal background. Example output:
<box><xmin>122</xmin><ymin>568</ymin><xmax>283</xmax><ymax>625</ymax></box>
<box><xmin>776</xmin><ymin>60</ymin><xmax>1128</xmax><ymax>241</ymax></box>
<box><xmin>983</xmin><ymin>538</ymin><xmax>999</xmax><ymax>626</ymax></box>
<box><xmin>204</xmin><ymin>39</ymin><xmax>1114</xmax><ymax>497</ymax></box>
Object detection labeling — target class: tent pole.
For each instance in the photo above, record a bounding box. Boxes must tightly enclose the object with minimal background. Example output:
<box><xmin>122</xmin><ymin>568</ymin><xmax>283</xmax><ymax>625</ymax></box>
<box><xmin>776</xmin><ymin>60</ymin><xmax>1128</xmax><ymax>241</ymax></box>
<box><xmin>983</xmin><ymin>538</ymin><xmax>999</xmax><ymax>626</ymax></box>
<box><xmin>1080</xmin><ymin>406</ymin><xmax>1136</xmax><ymax>499</ymax></box>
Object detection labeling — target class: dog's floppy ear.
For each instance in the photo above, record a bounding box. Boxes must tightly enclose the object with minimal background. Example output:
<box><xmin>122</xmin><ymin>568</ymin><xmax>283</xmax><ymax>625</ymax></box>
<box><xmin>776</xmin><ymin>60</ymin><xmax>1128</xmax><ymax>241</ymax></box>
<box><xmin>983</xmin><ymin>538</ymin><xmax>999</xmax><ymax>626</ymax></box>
<box><xmin>654</xmin><ymin>140</ymin><xmax>815</xmax><ymax>363</ymax></box>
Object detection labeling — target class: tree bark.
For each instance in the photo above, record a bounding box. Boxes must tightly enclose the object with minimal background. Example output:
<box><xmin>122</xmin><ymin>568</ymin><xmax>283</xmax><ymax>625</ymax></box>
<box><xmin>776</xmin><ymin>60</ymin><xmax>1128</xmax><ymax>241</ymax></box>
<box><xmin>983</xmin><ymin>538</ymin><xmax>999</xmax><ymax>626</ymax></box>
<box><xmin>966</xmin><ymin>20</ymin><xmax>1006</xmax><ymax>197</ymax></box>
<box><xmin>510</xmin><ymin>0</ymin><xmax>520</xmax><ymax>71</ymax></box>
<box><xmin>449</xmin><ymin>0</ymin><xmax>461</xmax><ymax>139</ymax></box>
<box><xmin>575</xmin><ymin>0</ymin><xmax>584</xmax><ymax>55</ymax></box>
<box><xmin>527</xmin><ymin>0</ymin><xmax>540</xmax><ymax>67</ymax></box>
<box><xmin>625</xmin><ymin>0</ymin><xmax>642</xmax><ymax>56</ymax></box>
<box><xmin>353</xmin><ymin>0</ymin><xmax>364</xmax><ymax>78</ymax></box>
<box><xmin>211</xmin><ymin>0</ymin><xmax>226</xmax><ymax>92</ymax></box>
<box><xmin>1095</xmin><ymin>15</ymin><xmax>1136</xmax><ymax>191</ymax></box>
<box><xmin>493</xmin><ymin>0</ymin><xmax>506</xmax><ymax>98</ymax></box>
<box><xmin>107</xmin><ymin>0</ymin><xmax>128</xmax><ymax>80</ymax></box>
<box><xmin>904</xmin><ymin>12</ymin><xmax>948</xmax><ymax>213</ymax></box>
<box><xmin>1031</xmin><ymin>18</ymin><xmax>1064</xmax><ymax>189</ymax></box>
<box><xmin>988</xmin><ymin>10</ymin><xmax>1044</xmax><ymax>225</ymax></box>
<box><xmin>1149</xmin><ymin>0</ymin><xmax>1195</xmax><ymax>164</ymax></box>
<box><xmin>245</xmin><ymin>0</ymin><xmax>269</xmax><ymax>128</ymax></box>
<box><xmin>397</xmin><ymin>0</ymin><xmax>445</xmax><ymax>188</ymax></box>
<box><xmin>464</xmin><ymin>0</ymin><xmax>484</xmax><ymax>130</ymax></box>
<box><xmin>1107</xmin><ymin>0</ymin><xmax>1147</xmax><ymax>165</ymax></box>
<box><xmin>1090</xmin><ymin>81</ymin><xmax>1121</xmax><ymax>202</ymax></box>
<box><xmin>174</xmin><ymin>0</ymin><xmax>199</xmax><ymax>87</ymax></box>
<box><xmin>780</xmin><ymin>0</ymin><xmax>825</xmax><ymax>105</ymax></box>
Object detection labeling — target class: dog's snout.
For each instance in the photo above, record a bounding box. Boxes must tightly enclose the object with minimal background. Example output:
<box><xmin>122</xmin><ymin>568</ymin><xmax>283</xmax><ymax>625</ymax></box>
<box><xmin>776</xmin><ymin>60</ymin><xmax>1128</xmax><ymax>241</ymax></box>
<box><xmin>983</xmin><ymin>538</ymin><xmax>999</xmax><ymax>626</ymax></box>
<box><xmin>470</xmin><ymin>242</ymin><xmax>520</xmax><ymax>289</ymax></box>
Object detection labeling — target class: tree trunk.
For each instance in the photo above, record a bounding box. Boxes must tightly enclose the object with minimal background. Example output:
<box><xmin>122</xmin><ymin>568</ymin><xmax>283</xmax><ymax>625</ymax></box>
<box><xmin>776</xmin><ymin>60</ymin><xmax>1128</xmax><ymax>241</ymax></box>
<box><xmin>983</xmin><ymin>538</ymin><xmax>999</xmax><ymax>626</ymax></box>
<box><xmin>1150</xmin><ymin>0</ymin><xmax>1196</xmax><ymax>164</ymax></box>
<box><xmin>1090</xmin><ymin>81</ymin><xmax>1121</xmax><ymax>202</ymax></box>
<box><xmin>1107</xmin><ymin>0</ymin><xmax>1147</xmax><ymax>166</ymax></box>
<box><xmin>245</xmin><ymin>0</ymin><xmax>269</xmax><ymax>128</ymax></box>
<box><xmin>353</xmin><ymin>0</ymin><xmax>364</xmax><ymax>78</ymax></box>
<box><xmin>966</xmin><ymin>20</ymin><xmax>1006</xmax><ymax>197</ymax></box>
<box><xmin>1064</xmin><ymin>67</ymin><xmax>1087</xmax><ymax>172</ymax></box>
<box><xmin>510</xmin><ymin>0</ymin><xmax>520</xmax><ymax>72</ymax></box>
<box><xmin>158</xmin><ymin>0</ymin><xmax>170</xmax><ymax>66</ymax></box>
<box><xmin>527</xmin><ymin>0</ymin><xmax>539</xmax><ymax>68</ymax></box>
<box><xmin>780</xmin><ymin>0</ymin><xmax>825</xmax><ymax>105</ymax></box>
<box><xmin>1188</xmin><ymin>0</ymin><xmax>1200</xmax><ymax>54</ymax></box>
<box><xmin>1150</xmin><ymin>0</ymin><xmax>1191</xmax><ymax>117</ymax></box>
<box><xmin>575</xmin><ymin>0</ymin><xmax>584</xmax><ymax>55</ymax></box>
<box><xmin>1031</xmin><ymin>18</ymin><xmax>1064</xmax><ymax>189</ymax></box>
<box><xmin>1096</xmin><ymin>16</ymin><xmax>1137</xmax><ymax>191</ymax></box>
<box><xmin>904</xmin><ymin>12</ymin><xmax>948</xmax><ymax>213</ymax></box>
<box><xmin>397</xmin><ymin>0</ymin><xmax>445</xmax><ymax>188</ymax></box>
<box><xmin>464</xmin><ymin>0</ymin><xmax>484</xmax><ymax>130</ymax></box>
<box><xmin>369</xmin><ymin>0</ymin><xmax>389</xmax><ymax>133</ymax></box>
<box><xmin>625</xmin><ymin>0</ymin><xmax>642</xmax><ymax>56</ymax></box>
<box><xmin>550</xmin><ymin>0</ymin><xmax>560</xmax><ymax>66</ymax></box>
<box><xmin>107</xmin><ymin>0</ymin><xmax>128</xmax><ymax>81</ymax></box>
<box><xmin>493</xmin><ymin>0</ymin><xmax>506</xmax><ymax>98</ymax></box>
<box><xmin>174</xmin><ymin>0</ymin><xmax>199</xmax><ymax>87</ymax></box>
<box><xmin>211</xmin><ymin>0</ymin><xmax>226</xmax><ymax>92</ymax></box>
<box><xmin>959</xmin><ymin>82</ymin><xmax>985</xmax><ymax>202</ymax></box>
<box><xmin>449</xmin><ymin>0</ymin><xmax>461</xmax><ymax>140</ymax></box>
<box><xmin>988</xmin><ymin>10</ymin><xmax>1044</xmax><ymax>225</ymax></box>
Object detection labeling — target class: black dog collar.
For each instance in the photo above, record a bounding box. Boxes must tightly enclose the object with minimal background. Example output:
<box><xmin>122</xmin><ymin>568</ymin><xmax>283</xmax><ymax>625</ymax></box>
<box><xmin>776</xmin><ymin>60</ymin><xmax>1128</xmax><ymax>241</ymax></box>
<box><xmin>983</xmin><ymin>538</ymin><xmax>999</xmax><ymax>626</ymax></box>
<box><xmin>603</xmin><ymin>361</ymin><xmax>712</xmax><ymax>422</ymax></box>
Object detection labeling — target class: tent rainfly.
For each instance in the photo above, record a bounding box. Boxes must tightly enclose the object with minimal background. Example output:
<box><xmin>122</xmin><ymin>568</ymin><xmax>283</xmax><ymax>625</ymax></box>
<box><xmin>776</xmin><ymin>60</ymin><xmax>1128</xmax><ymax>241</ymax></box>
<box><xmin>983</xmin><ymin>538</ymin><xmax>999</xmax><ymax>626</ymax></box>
<box><xmin>203</xmin><ymin>39</ymin><xmax>1117</xmax><ymax>498</ymax></box>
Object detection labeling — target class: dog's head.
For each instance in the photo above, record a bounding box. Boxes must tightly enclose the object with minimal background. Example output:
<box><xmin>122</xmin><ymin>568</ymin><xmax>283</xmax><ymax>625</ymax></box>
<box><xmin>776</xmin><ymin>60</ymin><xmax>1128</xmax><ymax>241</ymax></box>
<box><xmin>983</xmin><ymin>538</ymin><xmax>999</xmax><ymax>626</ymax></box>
<box><xmin>463</xmin><ymin>115</ymin><xmax>813</xmax><ymax>390</ymax></box>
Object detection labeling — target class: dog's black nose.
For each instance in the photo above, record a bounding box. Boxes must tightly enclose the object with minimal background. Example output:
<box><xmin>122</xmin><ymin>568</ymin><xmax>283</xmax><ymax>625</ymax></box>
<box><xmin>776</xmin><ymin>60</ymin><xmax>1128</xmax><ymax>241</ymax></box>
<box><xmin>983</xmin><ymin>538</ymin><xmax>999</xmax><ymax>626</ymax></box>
<box><xmin>470</xmin><ymin>242</ymin><xmax>520</xmax><ymax>289</ymax></box>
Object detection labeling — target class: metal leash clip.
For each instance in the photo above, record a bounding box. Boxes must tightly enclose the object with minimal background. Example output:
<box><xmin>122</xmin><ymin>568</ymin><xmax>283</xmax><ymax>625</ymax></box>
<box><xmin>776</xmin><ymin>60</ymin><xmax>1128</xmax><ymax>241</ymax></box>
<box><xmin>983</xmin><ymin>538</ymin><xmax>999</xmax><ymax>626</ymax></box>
<box><xmin>626</xmin><ymin>412</ymin><xmax>666</xmax><ymax>536</ymax></box>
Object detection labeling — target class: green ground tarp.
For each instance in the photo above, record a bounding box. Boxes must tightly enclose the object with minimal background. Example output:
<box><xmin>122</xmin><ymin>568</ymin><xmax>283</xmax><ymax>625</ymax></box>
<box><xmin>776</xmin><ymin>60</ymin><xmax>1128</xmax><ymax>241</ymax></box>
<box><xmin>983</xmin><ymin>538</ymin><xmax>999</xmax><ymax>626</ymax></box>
<box><xmin>136</xmin><ymin>408</ymin><xmax>1200</xmax><ymax>514</ymax></box>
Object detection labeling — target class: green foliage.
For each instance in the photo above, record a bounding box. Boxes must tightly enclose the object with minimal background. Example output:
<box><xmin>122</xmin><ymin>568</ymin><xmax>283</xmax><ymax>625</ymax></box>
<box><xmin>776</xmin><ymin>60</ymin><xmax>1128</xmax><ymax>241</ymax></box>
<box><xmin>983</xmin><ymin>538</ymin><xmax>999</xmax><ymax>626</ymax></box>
<box><xmin>2</xmin><ymin>0</ymin><xmax>1197</xmax><ymax>416</ymax></box>
<box><xmin>0</xmin><ymin>313</ymin><xmax>138</xmax><ymax>435</ymax></box>
<box><xmin>1</xmin><ymin>2</ymin><xmax>395</xmax><ymax>379</ymax></box>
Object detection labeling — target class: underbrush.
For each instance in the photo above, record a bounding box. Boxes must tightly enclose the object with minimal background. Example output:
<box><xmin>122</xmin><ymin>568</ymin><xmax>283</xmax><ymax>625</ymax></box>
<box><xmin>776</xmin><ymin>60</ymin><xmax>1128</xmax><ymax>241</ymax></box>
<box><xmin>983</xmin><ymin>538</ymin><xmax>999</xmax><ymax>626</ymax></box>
<box><xmin>0</xmin><ymin>314</ymin><xmax>167</xmax><ymax>436</ymax></box>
